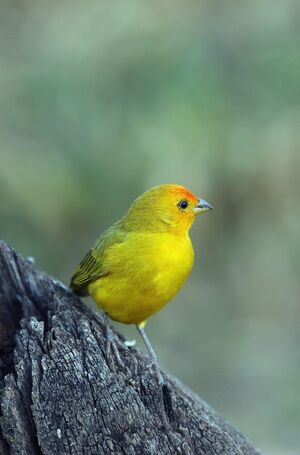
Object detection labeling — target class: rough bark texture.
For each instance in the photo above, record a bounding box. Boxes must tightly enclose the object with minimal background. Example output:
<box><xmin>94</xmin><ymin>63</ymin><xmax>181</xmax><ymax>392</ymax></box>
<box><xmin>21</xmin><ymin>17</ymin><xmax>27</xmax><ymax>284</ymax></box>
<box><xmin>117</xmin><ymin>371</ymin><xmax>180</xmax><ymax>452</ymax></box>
<box><xmin>0</xmin><ymin>241</ymin><xmax>263</xmax><ymax>455</ymax></box>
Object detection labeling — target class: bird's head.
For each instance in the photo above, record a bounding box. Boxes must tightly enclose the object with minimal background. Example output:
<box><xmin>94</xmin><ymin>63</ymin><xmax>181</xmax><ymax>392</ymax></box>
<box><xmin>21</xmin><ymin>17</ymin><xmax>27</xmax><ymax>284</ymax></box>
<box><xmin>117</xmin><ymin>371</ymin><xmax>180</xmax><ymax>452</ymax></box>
<box><xmin>124</xmin><ymin>184</ymin><xmax>213</xmax><ymax>234</ymax></box>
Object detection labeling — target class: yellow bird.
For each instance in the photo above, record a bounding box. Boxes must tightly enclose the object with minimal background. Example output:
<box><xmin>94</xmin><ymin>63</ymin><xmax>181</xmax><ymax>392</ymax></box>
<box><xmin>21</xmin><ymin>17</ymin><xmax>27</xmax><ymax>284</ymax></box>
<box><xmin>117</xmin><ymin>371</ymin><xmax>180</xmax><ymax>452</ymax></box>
<box><xmin>70</xmin><ymin>184</ymin><xmax>212</xmax><ymax>381</ymax></box>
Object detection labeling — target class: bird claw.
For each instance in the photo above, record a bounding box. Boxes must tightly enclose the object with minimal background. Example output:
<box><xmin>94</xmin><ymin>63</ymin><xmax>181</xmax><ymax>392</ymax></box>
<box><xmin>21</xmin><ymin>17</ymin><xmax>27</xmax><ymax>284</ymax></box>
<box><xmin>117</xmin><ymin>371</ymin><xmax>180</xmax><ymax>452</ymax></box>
<box><xmin>105</xmin><ymin>329</ymin><xmax>124</xmax><ymax>367</ymax></box>
<box><xmin>103</xmin><ymin>314</ymin><xmax>125</xmax><ymax>367</ymax></box>
<box><xmin>145</xmin><ymin>359</ymin><xmax>165</xmax><ymax>387</ymax></box>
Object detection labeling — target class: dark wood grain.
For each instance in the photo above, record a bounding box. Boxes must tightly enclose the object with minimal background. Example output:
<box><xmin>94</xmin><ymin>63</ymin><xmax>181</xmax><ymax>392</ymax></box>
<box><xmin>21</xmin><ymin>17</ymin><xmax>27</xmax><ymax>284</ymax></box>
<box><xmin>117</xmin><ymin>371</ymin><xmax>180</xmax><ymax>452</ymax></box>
<box><xmin>0</xmin><ymin>241</ymin><xmax>263</xmax><ymax>455</ymax></box>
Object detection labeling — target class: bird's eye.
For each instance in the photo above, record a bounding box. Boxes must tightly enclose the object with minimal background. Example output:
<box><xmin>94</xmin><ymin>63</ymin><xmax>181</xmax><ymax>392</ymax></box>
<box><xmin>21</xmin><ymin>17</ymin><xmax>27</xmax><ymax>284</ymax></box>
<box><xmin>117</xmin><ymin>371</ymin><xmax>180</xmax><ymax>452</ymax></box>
<box><xmin>178</xmin><ymin>199</ymin><xmax>188</xmax><ymax>210</ymax></box>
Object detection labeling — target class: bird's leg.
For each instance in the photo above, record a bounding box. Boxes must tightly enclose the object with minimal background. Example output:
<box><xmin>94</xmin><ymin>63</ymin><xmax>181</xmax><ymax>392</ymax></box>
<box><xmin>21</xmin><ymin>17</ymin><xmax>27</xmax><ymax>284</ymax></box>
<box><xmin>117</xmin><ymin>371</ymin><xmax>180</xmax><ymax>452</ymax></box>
<box><xmin>103</xmin><ymin>313</ymin><xmax>123</xmax><ymax>367</ymax></box>
<box><xmin>137</xmin><ymin>322</ymin><xmax>164</xmax><ymax>386</ymax></box>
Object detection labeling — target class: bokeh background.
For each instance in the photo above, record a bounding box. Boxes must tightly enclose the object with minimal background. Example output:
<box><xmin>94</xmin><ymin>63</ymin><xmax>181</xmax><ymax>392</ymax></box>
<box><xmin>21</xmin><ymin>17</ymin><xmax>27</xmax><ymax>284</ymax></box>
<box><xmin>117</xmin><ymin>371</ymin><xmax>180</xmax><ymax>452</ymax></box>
<box><xmin>1</xmin><ymin>1</ymin><xmax>300</xmax><ymax>453</ymax></box>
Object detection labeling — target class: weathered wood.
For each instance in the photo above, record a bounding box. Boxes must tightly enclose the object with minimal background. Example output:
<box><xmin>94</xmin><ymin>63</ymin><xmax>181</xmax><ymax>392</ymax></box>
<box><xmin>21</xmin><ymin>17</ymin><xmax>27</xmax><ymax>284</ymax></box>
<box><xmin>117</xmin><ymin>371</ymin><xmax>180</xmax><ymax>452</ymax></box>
<box><xmin>0</xmin><ymin>241</ymin><xmax>262</xmax><ymax>455</ymax></box>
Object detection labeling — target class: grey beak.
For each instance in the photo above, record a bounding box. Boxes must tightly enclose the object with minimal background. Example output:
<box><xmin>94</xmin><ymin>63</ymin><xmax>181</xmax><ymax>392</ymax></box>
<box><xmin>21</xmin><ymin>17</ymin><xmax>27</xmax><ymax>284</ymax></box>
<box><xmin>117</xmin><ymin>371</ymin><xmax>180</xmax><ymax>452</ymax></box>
<box><xmin>194</xmin><ymin>198</ymin><xmax>213</xmax><ymax>213</ymax></box>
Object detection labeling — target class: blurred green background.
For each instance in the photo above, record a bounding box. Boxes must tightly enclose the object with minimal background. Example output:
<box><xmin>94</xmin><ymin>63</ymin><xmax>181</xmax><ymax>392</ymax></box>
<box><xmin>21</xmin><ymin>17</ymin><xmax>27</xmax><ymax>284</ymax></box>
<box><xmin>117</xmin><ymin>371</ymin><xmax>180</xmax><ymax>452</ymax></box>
<box><xmin>1</xmin><ymin>1</ymin><xmax>299</xmax><ymax>453</ymax></box>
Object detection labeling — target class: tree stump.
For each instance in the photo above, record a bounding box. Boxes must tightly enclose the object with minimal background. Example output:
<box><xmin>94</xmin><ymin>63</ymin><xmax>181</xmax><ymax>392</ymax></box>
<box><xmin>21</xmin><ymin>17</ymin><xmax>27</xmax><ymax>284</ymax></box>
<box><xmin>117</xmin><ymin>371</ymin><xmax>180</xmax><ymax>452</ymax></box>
<box><xmin>0</xmin><ymin>241</ymin><xmax>263</xmax><ymax>455</ymax></box>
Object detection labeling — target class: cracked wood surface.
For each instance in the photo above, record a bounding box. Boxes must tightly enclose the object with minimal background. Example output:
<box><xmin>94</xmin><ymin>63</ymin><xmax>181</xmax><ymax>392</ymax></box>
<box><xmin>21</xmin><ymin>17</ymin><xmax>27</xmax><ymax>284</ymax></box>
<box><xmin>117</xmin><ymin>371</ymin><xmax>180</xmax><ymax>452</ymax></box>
<box><xmin>0</xmin><ymin>241</ymin><xmax>263</xmax><ymax>455</ymax></box>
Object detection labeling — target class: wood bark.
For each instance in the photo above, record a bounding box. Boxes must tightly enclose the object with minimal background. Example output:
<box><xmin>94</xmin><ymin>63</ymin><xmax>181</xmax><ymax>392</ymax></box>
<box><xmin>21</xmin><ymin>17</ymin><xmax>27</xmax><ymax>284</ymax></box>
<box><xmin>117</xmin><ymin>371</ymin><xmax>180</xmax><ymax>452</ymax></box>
<box><xmin>0</xmin><ymin>241</ymin><xmax>263</xmax><ymax>455</ymax></box>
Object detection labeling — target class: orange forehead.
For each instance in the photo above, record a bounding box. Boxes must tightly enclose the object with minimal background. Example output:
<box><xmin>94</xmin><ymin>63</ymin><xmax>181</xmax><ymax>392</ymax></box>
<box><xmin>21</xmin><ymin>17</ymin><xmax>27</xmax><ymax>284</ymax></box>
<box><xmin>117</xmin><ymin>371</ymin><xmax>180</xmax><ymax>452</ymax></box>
<box><xmin>168</xmin><ymin>185</ymin><xmax>198</xmax><ymax>203</ymax></box>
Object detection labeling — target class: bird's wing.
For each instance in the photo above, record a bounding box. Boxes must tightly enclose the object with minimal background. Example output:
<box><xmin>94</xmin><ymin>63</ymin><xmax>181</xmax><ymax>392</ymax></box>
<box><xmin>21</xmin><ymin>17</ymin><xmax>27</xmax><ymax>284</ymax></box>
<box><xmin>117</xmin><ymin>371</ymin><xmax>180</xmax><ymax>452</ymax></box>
<box><xmin>70</xmin><ymin>221</ymin><xmax>126</xmax><ymax>295</ymax></box>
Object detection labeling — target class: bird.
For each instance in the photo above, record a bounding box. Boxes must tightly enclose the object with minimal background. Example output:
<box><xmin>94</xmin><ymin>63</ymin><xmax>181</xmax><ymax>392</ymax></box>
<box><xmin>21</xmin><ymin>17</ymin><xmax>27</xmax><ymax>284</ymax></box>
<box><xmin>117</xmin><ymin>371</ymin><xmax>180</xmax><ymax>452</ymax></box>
<box><xmin>70</xmin><ymin>184</ymin><xmax>213</xmax><ymax>383</ymax></box>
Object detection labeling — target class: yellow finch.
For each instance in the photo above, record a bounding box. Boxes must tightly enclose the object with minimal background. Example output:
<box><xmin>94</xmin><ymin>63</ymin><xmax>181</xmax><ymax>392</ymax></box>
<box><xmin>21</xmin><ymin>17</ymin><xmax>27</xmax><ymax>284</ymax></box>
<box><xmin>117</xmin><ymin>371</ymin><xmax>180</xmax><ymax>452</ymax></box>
<box><xmin>70</xmin><ymin>184</ymin><xmax>212</xmax><ymax>381</ymax></box>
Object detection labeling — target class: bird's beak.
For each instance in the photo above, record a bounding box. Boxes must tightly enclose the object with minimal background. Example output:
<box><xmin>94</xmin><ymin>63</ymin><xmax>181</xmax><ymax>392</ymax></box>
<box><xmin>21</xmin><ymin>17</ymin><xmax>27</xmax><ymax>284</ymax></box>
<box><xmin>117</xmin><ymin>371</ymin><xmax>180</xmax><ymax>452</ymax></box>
<box><xmin>194</xmin><ymin>198</ymin><xmax>213</xmax><ymax>214</ymax></box>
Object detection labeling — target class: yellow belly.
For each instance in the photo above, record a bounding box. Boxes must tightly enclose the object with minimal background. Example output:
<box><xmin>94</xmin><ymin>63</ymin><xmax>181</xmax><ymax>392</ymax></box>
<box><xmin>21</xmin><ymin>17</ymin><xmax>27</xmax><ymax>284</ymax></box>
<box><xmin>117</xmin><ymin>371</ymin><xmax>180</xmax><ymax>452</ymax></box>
<box><xmin>88</xmin><ymin>232</ymin><xmax>194</xmax><ymax>325</ymax></box>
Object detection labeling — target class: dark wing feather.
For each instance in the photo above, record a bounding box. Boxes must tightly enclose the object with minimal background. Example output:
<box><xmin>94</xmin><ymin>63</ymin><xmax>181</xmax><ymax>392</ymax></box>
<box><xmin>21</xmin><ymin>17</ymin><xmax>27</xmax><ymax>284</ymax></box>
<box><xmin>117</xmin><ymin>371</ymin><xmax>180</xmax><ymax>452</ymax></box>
<box><xmin>70</xmin><ymin>221</ymin><xmax>126</xmax><ymax>296</ymax></box>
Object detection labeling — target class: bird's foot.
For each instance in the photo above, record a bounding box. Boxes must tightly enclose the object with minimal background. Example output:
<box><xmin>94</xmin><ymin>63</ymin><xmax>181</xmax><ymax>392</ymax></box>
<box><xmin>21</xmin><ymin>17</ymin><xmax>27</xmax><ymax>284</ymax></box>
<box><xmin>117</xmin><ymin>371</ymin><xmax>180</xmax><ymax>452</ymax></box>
<box><xmin>103</xmin><ymin>315</ymin><xmax>124</xmax><ymax>368</ymax></box>
<box><xmin>106</xmin><ymin>328</ymin><xmax>124</xmax><ymax>367</ymax></box>
<box><xmin>145</xmin><ymin>358</ymin><xmax>165</xmax><ymax>387</ymax></box>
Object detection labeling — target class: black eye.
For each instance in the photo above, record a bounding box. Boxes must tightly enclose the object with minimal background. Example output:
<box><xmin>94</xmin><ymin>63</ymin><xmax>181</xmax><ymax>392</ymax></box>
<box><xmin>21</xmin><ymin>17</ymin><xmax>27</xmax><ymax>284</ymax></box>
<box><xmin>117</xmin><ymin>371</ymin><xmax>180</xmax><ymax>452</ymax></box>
<box><xmin>178</xmin><ymin>199</ymin><xmax>188</xmax><ymax>210</ymax></box>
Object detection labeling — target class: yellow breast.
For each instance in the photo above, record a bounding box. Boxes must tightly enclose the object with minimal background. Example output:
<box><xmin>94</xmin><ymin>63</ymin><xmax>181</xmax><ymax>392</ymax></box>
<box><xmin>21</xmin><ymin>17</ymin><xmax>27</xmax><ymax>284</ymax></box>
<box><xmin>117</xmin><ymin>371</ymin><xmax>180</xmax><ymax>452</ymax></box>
<box><xmin>88</xmin><ymin>232</ymin><xmax>194</xmax><ymax>325</ymax></box>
